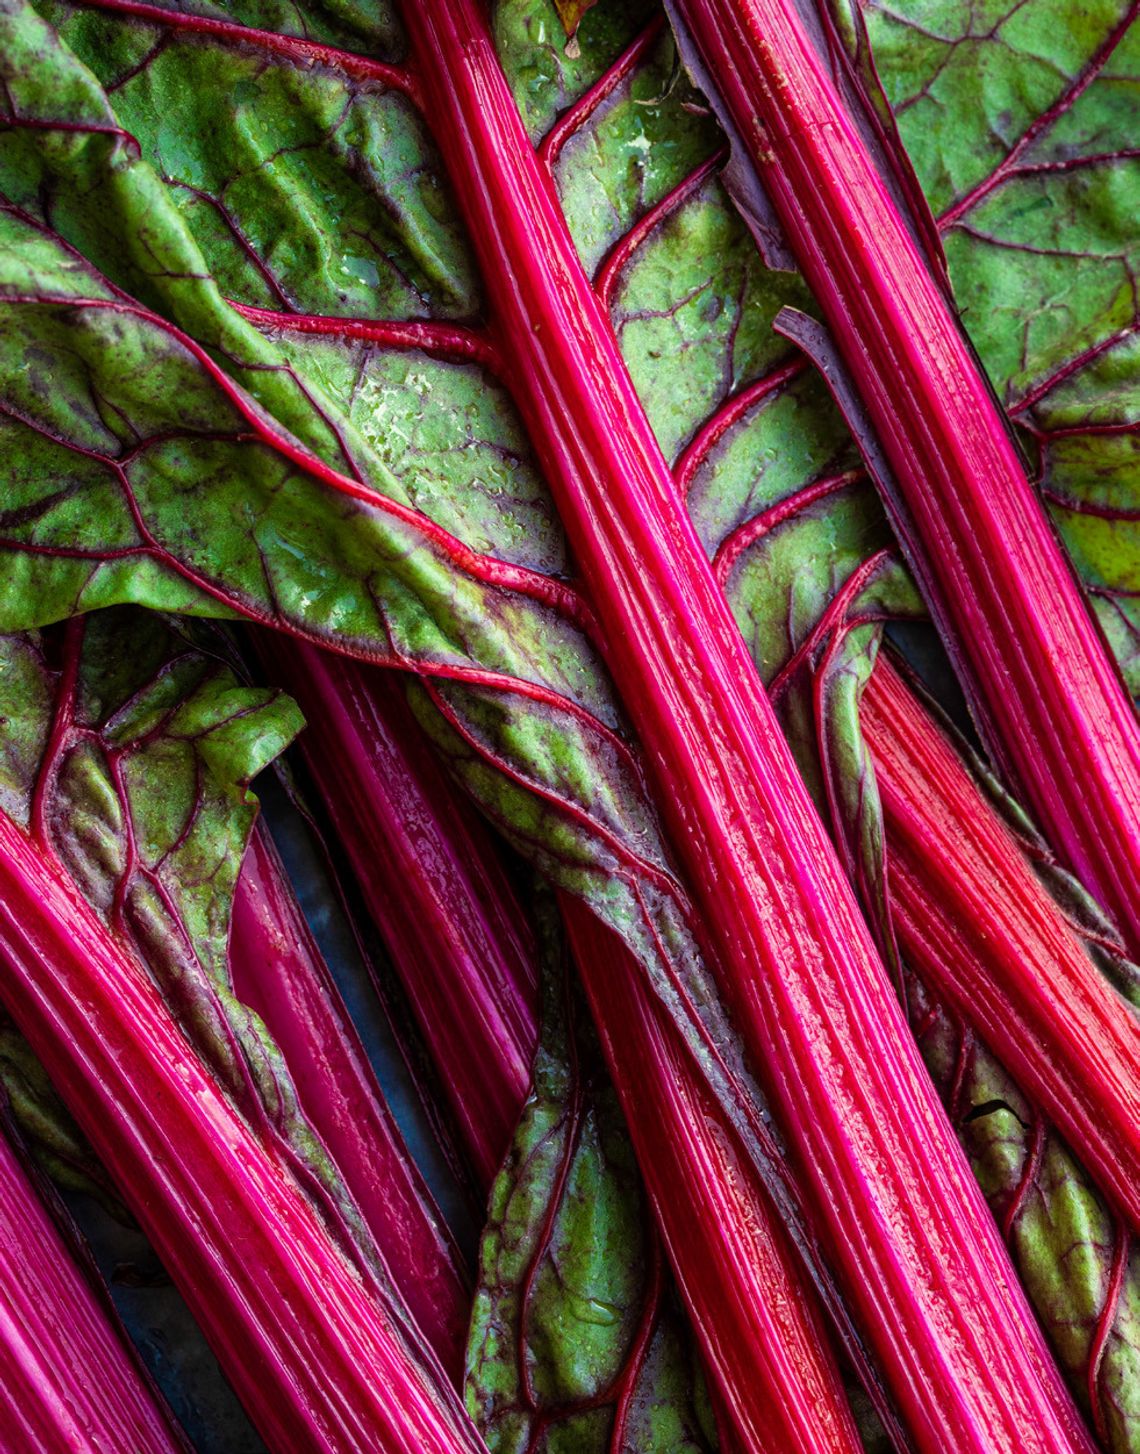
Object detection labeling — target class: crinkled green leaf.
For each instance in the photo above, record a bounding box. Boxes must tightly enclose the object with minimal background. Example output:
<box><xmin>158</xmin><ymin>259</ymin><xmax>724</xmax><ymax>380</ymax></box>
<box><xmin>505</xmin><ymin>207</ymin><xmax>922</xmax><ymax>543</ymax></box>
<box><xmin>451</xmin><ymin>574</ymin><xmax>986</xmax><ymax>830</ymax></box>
<box><xmin>865</xmin><ymin>0</ymin><xmax>1140</xmax><ymax>689</ymax></box>
<box><xmin>552</xmin><ymin>30</ymin><xmax>718</xmax><ymax>277</ymax></box>
<box><xmin>0</xmin><ymin>214</ymin><xmax>599</xmax><ymax>715</ymax></box>
<box><xmin>255</xmin><ymin>334</ymin><xmax>567</xmax><ymax>574</ymax></box>
<box><xmin>39</xmin><ymin>0</ymin><xmax>472</xmax><ymax>319</ymax></box>
<box><xmin>1</xmin><ymin>0</ymin><xmax>470</xmax><ymax>479</ymax></box>
<box><xmin>466</xmin><ymin>896</ymin><xmax>716</xmax><ymax>1454</ymax></box>
<box><xmin>495</xmin><ymin>0</ymin><xmax>656</xmax><ymax>143</ymax></box>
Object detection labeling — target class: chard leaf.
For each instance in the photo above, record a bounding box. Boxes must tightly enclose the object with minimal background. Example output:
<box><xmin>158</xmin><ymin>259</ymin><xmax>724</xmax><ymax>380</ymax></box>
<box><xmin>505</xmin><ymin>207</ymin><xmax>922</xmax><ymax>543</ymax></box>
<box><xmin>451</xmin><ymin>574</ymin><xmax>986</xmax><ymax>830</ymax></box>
<box><xmin>466</xmin><ymin>897</ymin><xmax>716</xmax><ymax>1454</ymax></box>
<box><xmin>494</xmin><ymin>0</ymin><xmax>656</xmax><ymax>143</ymax></box>
<box><xmin>865</xmin><ymin>0</ymin><xmax>1140</xmax><ymax>685</ymax></box>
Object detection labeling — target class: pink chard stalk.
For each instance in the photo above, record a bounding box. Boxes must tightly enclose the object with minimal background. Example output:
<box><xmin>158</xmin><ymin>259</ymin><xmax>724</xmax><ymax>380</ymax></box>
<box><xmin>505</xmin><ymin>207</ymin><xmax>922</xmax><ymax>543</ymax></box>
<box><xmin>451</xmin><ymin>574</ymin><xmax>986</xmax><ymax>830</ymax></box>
<box><xmin>0</xmin><ymin>1120</ymin><xmax>188</xmax><ymax>1452</ymax></box>
<box><xmin>666</xmin><ymin>0</ymin><xmax>1140</xmax><ymax>954</ymax></box>
<box><xmin>385</xmin><ymin>2</ymin><xmax>1095</xmax><ymax>1447</ymax></box>
<box><xmin>257</xmin><ymin>640</ymin><xmax>864</xmax><ymax>1451</ymax></box>
<box><xmin>230</xmin><ymin>821</ymin><xmax>471</xmax><ymax>1378</ymax></box>
<box><xmin>252</xmin><ymin>634</ymin><xmax>539</xmax><ymax>1190</ymax></box>
<box><xmin>0</xmin><ymin>811</ymin><xmax>487</xmax><ymax>1454</ymax></box>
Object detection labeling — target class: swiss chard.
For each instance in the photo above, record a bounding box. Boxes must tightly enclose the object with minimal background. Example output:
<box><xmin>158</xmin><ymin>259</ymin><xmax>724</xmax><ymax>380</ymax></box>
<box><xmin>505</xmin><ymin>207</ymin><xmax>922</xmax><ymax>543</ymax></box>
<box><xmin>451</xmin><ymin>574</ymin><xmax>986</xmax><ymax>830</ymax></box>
<box><xmin>0</xmin><ymin>1114</ymin><xmax>189</xmax><ymax>1451</ymax></box>
<box><xmin>0</xmin><ymin>614</ymin><xmax>488</xmax><ymax>1452</ymax></box>
<box><xmin>7</xmin><ymin>608</ymin><xmax>389</xmax><ymax>1266</ymax></box>
<box><xmin>663</xmin><ymin>0</ymin><xmax>1140</xmax><ymax>960</ymax></box>
<box><xmin>0</xmin><ymin>0</ymin><xmax>1132</xmax><ymax>1448</ymax></box>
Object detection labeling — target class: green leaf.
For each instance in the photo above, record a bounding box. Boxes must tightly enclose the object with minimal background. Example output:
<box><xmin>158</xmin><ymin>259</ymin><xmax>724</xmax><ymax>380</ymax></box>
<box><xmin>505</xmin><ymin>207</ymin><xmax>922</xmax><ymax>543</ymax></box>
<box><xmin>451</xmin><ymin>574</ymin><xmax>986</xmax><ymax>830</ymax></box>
<box><xmin>865</xmin><ymin>0</ymin><xmax>1140</xmax><ymax>685</ymax></box>
<box><xmin>495</xmin><ymin>0</ymin><xmax>656</xmax><ymax>142</ymax></box>
<box><xmin>466</xmin><ymin>895</ymin><xmax>716</xmax><ymax>1454</ymax></box>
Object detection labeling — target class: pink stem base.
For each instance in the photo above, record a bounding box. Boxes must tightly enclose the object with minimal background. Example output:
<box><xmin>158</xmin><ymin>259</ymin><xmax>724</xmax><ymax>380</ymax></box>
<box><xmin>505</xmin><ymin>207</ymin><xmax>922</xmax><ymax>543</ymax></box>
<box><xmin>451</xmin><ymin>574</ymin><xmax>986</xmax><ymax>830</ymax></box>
<box><xmin>0</xmin><ymin>813</ymin><xmax>484</xmax><ymax>1454</ymax></box>
<box><xmin>231</xmin><ymin>823</ymin><xmax>471</xmax><ymax>1376</ymax></box>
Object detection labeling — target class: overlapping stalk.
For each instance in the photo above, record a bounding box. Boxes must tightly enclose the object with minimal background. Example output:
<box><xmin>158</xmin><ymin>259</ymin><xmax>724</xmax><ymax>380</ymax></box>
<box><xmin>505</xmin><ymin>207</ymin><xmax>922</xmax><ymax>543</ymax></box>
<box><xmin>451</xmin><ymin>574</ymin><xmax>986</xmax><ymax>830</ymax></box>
<box><xmin>0</xmin><ymin>1121</ymin><xmax>189</xmax><ymax>1451</ymax></box>
<box><xmin>0</xmin><ymin>0</ymin><xmax>1128</xmax><ymax>1445</ymax></box>
<box><xmin>0</xmin><ymin>811</ymin><xmax>487</xmax><ymax>1454</ymax></box>
<box><xmin>251</xmin><ymin>636</ymin><xmax>538</xmax><ymax>1189</ymax></box>
<box><xmin>666</xmin><ymin>0</ymin><xmax>1140</xmax><ymax>955</ymax></box>
<box><xmin>231</xmin><ymin>823</ymin><xmax>471</xmax><ymax>1376</ymax></box>
<box><xmin>392</xmin><ymin>3</ymin><xmax>1095</xmax><ymax>1447</ymax></box>
<box><xmin>258</xmin><ymin>638</ymin><xmax>869</xmax><ymax>1449</ymax></box>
